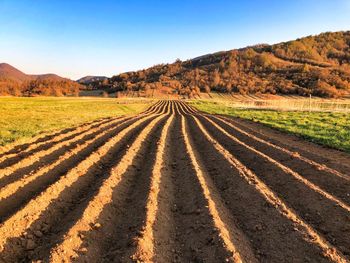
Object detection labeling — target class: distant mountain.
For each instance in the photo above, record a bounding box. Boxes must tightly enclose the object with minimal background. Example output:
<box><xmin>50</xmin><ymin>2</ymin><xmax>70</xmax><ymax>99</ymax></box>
<box><xmin>0</xmin><ymin>63</ymin><xmax>81</xmax><ymax>96</ymax></box>
<box><xmin>34</xmin><ymin>73</ymin><xmax>66</xmax><ymax>81</ymax></box>
<box><xmin>77</xmin><ymin>76</ymin><xmax>108</xmax><ymax>85</ymax></box>
<box><xmin>0</xmin><ymin>63</ymin><xmax>68</xmax><ymax>82</ymax></box>
<box><xmin>0</xmin><ymin>63</ymin><xmax>30</xmax><ymax>82</ymax></box>
<box><xmin>95</xmin><ymin>31</ymin><xmax>350</xmax><ymax>98</ymax></box>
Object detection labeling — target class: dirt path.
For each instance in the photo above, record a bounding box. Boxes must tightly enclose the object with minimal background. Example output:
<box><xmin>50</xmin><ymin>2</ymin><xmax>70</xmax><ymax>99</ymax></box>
<box><xmin>0</xmin><ymin>100</ymin><xmax>349</xmax><ymax>262</ymax></box>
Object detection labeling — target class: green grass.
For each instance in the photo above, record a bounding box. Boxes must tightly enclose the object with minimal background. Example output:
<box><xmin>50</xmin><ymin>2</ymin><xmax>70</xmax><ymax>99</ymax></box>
<box><xmin>0</xmin><ymin>97</ymin><xmax>150</xmax><ymax>148</ymax></box>
<box><xmin>190</xmin><ymin>100</ymin><xmax>350</xmax><ymax>153</ymax></box>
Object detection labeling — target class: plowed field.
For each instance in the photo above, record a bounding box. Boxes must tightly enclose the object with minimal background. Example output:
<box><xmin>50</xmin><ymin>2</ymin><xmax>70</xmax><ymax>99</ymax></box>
<box><xmin>0</xmin><ymin>100</ymin><xmax>349</xmax><ymax>262</ymax></box>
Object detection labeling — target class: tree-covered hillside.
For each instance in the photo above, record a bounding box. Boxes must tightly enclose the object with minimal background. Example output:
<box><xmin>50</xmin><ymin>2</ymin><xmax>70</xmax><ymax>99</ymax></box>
<box><xmin>92</xmin><ymin>31</ymin><xmax>350</xmax><ymax>98</ymax></box>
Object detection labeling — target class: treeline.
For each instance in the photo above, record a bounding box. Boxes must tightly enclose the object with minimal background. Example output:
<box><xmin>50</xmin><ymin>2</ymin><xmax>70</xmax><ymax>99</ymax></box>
<box><xmin>0</xmin><ymin>78</ymin><xmax>81</xmax><ymax>96</ymax></box>
<box><xmin>90</xmin><ymin>31</ymin><xmax>350</xmax><ymax>98</ymax></box>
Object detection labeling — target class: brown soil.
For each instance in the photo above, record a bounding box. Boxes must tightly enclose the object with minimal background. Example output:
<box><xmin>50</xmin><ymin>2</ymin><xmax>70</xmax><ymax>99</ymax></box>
<box><xmin>0</xmin><ymin>101</ymin><xmax>349</xmax><ymax>263</ymax></box>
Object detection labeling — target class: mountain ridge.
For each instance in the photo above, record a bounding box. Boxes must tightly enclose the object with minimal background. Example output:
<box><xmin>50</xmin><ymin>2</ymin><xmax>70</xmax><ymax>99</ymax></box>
<box><xmin>0</xmin><ymin>63</ymin><xmax>81</xmax><ymax>96</ymax></box>
<box><xmin>0</xmin><ymin>63</ymin><xmax>70</xmax><ymax>82</ymax></box>
<box><xmin>2</xmin><ymin>31</ymin><xmax>350</xmax><ymax>97</ymax></box>
<box><xmin>92</xmin><ymin>30</ymin><xmax>350</xmax><ymax>98</ymax></box>
<box><xmin>0</xmin><ymin>63</ymin><xmax>29</xmax><ymax>82</ymax></box>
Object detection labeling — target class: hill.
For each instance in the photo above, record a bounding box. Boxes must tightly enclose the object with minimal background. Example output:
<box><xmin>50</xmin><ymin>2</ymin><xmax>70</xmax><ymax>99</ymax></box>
<box><xmin>95</xmin><ymin>31</ymin><xmax>350</xmax><ymax>98</ymax></box>
<box><xmin>0</xmin><ymin>63</ymin><xmax>30</xmax><ymax>82</ymax></box>
<box><xmin>34</xmin><ymin>73</ymin><xmax>66</xmax><ymax>81</ymax></box>
<box><xmin>0</xmin><ymin>64</ymin><xmax>82</xmax><ymax>96</ymax></box>
<box><xmin>77</xmin><ymin>76</ymin><xmax>108</xmax><ymax>85</ymax></box>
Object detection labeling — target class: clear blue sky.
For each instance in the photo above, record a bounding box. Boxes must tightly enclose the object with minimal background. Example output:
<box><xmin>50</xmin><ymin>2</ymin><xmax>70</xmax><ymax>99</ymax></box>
<box><xmin>0</xmin><ymin>0</ymin><xmax>349</xmax><ymax>80</ymax></box>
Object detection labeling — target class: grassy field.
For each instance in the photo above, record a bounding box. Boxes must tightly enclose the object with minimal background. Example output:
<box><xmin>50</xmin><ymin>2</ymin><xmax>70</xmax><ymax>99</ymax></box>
<box><xmin>190</xmin><ymin>100</ymin><xmax>350</xmax><ymax>153</ymax></box>
<box><xmin>0</xmin><ymin>97</ymin><xmax>150</xmax><ymax>148</ymax></box>
<box><xmin>196</xmin><ymin>92</ymin><xmax>350</xmax><ymax>112</ymax></box>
